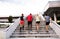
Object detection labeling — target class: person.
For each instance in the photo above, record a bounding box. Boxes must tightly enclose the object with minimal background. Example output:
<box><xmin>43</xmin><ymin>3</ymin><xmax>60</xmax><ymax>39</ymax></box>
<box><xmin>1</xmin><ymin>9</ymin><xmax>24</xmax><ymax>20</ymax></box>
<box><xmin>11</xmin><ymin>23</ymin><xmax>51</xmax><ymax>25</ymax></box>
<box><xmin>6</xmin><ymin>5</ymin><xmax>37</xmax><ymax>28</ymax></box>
<box><xmin>45</xmin><ymin>14</ymin><xmax>50</xmax><ymax>32</ymax></box>
<box><xmin>20</xmin><ymin>14</ymin><xmax>24</xmax><ymax>32</ymax></box>
<box><xmin>27</xmin><ymin>13</ymin><xmax>33</xmax><ymax>31</ymax></box>
<box><xmin>35</xmin><ymin>14</ymin><xmax>41</xmax><ymax>32</ymax></box>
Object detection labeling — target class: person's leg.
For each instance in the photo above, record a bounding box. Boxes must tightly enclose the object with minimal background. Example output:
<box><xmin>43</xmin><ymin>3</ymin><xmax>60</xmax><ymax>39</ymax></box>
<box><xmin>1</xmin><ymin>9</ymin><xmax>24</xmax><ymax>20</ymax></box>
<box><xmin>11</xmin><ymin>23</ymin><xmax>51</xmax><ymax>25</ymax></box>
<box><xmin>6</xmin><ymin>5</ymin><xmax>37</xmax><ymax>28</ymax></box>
<box><xmin>22</xmin><ymin>25</ymin><xmax>24</xmax><ymax>30</ymax></box>
<box><xmin>46</xmin><ymin>22</ymin><xmax>49</xmax><ymax>32</ymax></box>
<box><xmin>30</xmin><ymin>21</ymin><xmax>32</xmax><ymax>31</ymax></box>
<box><xmin>37</xmin><ymin>23</ymin><xmax>40</xmax><ymax>31</ymax></box>
<box><xmin>20</xmin><ymin>27</ymin><xmax>22</xmax><ymax>32</ymax></box>
<box><xmin>28</xmin><ymin>21</ymin><xmax>29</xmax><ymax>30</ymax></box>
<box><xmin>20</xmin><ymin>25</ymin><xmax>23</xmax><ymax>32</ymax></box>
<box><xmin>36</xmin><ymin>23</ymin><xmax>39</xmax><ymax>31</ymax></box>
<box><xmin>22</xmin><ymin>20</ymin><xmax>24</xmax><ymax>30</ymax></box>
<box><xmin>29</xmin><ymin>23</ymin><xmax>31</xmax><ymax>31</ymax></box>
<box><xmin>19</xmin><ymin>22</ymin><xmax>21</xmax><ymax>32</ymax></box>
<box><xmin>46</xmin><ymin>25</ymin><xmax>48</xmax><ymax>31</ymax></box>
<box><xmin>28</xmin><ymin>21</ymin><xmax>31</xmax><ymax>32</ymax></box>
<box><xmin>38</xmin><ymin>21</ymin><xmax>40</xmax><ymax>30</ymax></box>
<box><xmin>28</xmin><ymin>21</ymin><xmax>31</xmax><ymax>30</ymax></box>
<box><xmin>37</xmin><ymin>21</ymin><xmax>40</xmax><ymax>31</ymax></box>
<box><xmin>36</xmin><ymin>22</ymin><xmax>37</xmax><ymax>30</ymax></box>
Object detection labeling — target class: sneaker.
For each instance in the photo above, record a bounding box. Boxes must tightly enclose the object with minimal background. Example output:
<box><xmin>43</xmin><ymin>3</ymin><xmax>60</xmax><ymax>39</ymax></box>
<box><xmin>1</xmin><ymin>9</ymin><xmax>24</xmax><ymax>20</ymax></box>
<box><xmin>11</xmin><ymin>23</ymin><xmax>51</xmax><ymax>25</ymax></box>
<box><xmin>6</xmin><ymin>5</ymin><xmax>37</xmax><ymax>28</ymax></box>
<box><xmin>46</xmin><ymin>31</ymin><xmax>48</xmax><ymax>32</ymax></box>
<box><xmin>28</xmin><ymin>31</ymin><xmax>30</xmax><ymax>33</ymax></box>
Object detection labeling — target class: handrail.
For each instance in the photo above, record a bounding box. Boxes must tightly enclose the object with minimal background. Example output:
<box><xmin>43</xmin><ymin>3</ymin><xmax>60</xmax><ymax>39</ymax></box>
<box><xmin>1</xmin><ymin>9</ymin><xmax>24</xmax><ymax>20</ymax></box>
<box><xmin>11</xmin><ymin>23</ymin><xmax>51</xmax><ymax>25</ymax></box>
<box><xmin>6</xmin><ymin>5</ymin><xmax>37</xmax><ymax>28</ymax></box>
<box><xmin>4</xmin><ymin>18</ymin><xmax>20</xmax><ymax>39</ymax></box>
<box><xmin>5</xmin><ymin>23</ymin><xmax>13</xmax><ymax>32</ymax></box>
<box><xmin>4</xmin><ymin>18</ymin><xmax>20</xmax><ymax>32</ymax></box>
<box><xmin>51</xmin><ymin>20</ymin><xmax>60</xmax><ymax>28</ymax></box>
<box><xmin>50</xmin><ymin>20</ymin><xmax>60</xmax><ymax>37</ymax></box>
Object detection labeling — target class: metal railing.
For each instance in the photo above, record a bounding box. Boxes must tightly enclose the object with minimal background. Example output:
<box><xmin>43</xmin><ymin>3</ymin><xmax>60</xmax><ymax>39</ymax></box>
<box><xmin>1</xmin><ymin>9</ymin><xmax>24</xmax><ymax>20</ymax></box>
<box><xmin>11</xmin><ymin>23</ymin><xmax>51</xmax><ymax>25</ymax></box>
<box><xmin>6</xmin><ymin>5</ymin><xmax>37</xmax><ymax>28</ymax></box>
<box><xmin>50</xmin><ymin>20</ymin><xmax>60</xmax><ymax>37</ymax></box>
<box><xmin>5</xmin><ymin>18</ymin><xmax>20</xmax><ymax>39</ymax></box>
<box><xmin>51</xmin><ymin>20</ymin><xmax>60</xmax><ymax>28</ymax></box>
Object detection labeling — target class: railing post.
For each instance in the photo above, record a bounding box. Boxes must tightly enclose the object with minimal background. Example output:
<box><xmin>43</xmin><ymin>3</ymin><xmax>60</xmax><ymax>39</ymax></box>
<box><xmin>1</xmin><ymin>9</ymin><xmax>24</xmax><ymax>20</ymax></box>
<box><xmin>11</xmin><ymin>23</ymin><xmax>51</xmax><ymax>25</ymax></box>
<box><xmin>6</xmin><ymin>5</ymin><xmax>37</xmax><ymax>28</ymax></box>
<box><xmin>54</xmin><ymin>13</ymin><xmax>57</xmax><ymax>22</ymax></box>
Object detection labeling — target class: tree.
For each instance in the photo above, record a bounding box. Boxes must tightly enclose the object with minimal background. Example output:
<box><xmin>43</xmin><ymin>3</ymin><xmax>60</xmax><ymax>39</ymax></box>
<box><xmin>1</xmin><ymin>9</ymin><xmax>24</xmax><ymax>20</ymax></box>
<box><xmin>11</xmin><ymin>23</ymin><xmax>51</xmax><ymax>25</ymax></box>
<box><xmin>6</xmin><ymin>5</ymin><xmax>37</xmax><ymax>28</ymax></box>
<box><xmin>8</xmin><ymin>16</ymin><xmax>13</xmax><ymax>23</ymax></box>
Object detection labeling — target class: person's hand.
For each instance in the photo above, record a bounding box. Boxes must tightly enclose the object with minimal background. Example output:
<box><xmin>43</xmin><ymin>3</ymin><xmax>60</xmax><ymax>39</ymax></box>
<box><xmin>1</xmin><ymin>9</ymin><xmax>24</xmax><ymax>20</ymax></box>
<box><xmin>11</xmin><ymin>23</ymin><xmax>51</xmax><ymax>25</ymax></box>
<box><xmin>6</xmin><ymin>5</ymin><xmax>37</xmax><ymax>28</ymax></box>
<box><xmin>43</xmin><ymin>20</ymin><xmax>45</xmax><ymax>22</ymax></box>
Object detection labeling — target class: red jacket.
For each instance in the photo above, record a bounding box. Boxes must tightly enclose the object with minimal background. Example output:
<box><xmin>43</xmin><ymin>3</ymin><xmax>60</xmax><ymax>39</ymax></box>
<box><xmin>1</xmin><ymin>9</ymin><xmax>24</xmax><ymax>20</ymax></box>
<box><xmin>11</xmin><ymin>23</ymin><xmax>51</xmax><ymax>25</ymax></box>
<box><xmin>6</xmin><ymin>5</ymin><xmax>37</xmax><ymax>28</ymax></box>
<box><xmin>27</xmin><ymin>15</ymin><xmax>32</xmax><ymax>21</ymax></box>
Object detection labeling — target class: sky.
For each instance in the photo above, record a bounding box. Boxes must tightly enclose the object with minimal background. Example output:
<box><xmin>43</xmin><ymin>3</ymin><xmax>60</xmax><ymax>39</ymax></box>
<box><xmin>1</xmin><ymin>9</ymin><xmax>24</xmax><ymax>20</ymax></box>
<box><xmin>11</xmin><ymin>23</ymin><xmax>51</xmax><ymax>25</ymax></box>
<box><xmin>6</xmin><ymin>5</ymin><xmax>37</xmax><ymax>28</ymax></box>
<box><xmin>0</xmin><ymin>0</ymin><xmax>59</xmax><ymax>17</ymax></box>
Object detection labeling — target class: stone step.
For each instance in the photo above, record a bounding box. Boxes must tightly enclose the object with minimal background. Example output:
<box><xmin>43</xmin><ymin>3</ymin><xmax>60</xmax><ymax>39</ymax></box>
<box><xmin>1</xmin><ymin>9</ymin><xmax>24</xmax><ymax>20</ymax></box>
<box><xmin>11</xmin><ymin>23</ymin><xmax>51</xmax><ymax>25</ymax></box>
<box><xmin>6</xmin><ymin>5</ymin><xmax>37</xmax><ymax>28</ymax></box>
<box><xmin>15</xmin><ymin>29</ymin><xmax>53</xmax><ymax>31</ymax></box>
<box><xmin>24</xmin><ymin>24</ymin><xmax>45</xmax><ymax>25</ymax></box>
<box><xmin>15</xmin><ymin>28</ymin><xmax>53</xmax><ymax>31</ymax></box>
<box><xmin>15</xmin><ymin>28</ymin><xmax>54</xmax><ymax>32</ymax></box>
<box><xmin>17</xmin><ymin>27</ymin><xmax>46</xmax><ymax>29</ymax></box>
<box><xmin>15</xmin><ymin>29</ymin><xmax>55</xmax><ymax>32</ymax></box>
<box><xmin>10</xmin><ymin>34</ymin><xmax>58</xmax><ymax>38</ymax></box>
<box><xmin>16</xmin><ymin>27</ymin><xmax>46</xmax><ymax>29</ymax></box>
<box><xmin>9</xmin><ymin>37</ymin><xmax>60</xmax><ymax>39</ymax></box>
<box><xmin>16</xmin><ymin>28</ymin><xmax>53</xmax><ymax>30</ymax></box>
<box><xmin>17</xmin><ymin>25</ymin><xmax>46</xmax><ymax>28</ymax></box>
<box><xmin>15</xmin><ymin>30</ymin><xmax>53</xmax><ymax>33</ymax></box>
<box><xmin>15</xmin><ymin>30</ymin><xmax>53</xmax><ymax>32</ymax></box>
<box><xmin>18</xmin><ymin>26</ymin><xmax>47</xmax><ymax>28</ymax></box>
<box><xmin>13</xmin><ymin>31</ymin><xmax>55</xmax><ymax>34</ymax></box>
<box><xmin>10</xmin><ymin>20</ymin><xmax>58</xmax><ymax>38</ymax></box>
<box><xmin>15</xmin><ymin>28</ymin><xmax>53</xmax><ymax>30</ymax></box>
<box><xmin>17</xmin><ymin>26</ymin><xmax>50</xmax><ymax>28</ymax></box>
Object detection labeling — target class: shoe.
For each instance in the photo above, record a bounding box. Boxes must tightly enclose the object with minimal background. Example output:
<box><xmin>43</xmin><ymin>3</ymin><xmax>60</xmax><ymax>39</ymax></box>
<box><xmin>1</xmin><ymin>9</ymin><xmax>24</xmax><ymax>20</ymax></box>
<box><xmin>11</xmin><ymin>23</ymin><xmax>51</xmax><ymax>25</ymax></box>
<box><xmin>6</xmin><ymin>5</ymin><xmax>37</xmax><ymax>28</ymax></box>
<box><xmin>46</xmin><ymin>31</ymin><xmax>48</xmax><ymax>32</ymax></box>
<box><xmin>28</xmin><ymin>31</ymin><xmax>30</xmax><ymax>34</ymax></box>
<box><xmin>37</xmin><ymin>31</ymin><xmax>39</xmax><ymax>33</ymax></box>
<box><xmin>37</xmin><ymin>30</ymin><xmax>39</xmax><ymax>32</ymax></box>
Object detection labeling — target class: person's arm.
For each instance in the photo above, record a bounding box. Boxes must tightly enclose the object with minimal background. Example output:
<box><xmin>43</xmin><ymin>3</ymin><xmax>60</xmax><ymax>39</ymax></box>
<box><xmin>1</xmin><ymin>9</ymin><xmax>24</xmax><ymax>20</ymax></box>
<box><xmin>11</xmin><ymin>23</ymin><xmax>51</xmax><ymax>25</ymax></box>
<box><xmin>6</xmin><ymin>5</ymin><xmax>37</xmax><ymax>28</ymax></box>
<box><xmin>50</xmin><ymin>17</ymin><xmax>52</xmax><ymax>21</ymax></box>
<box><xmin>44</xmin><ymin>16</ymin><xmax>46</xmax><ymax>22</ymax></box>
<box><xmin>34</xmin><ymin>15</ymin><xmax>36</xmax><ymax>20</ymax></box>
<box><xmin>26</xmin><ymin>16</ymin><xmax>27</xmax><ymax>20</ymax></box>
<box><xmin>31</xmin><ymin>15</ymin><xmax>33</xmax><ymax>21</ymax></box>
<box><xmin>19</xmin><ymin>16</ymin><xmax>21</xmax><ymax>20</ymax></box>
<box><xmin>39</xmin><ymin>16</ymin><xmax>41</xmax><ymax>20</ymax></box>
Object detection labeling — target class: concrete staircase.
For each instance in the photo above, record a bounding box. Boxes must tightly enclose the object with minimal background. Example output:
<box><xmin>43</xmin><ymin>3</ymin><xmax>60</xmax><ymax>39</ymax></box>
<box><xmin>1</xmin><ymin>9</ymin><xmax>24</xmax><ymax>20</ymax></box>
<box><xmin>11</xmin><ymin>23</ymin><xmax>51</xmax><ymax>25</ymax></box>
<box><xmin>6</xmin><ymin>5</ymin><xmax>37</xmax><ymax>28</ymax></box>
<box><xmin>10</xmin><ymin>19</ymin><xmax>59</xmax><ymax>39</ymax></box>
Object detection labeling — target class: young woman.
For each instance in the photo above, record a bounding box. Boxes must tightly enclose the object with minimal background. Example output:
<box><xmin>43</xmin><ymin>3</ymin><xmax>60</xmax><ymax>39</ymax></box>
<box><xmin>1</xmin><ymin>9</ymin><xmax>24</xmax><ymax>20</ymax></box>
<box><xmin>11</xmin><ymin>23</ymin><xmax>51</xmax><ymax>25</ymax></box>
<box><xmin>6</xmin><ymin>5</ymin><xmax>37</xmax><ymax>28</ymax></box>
<box><xmin>35</xmin><ymin>14</ymin><xmax>40</xmax><ymax>32</ymax></box>
<box><xmin>20</xmin><ymin>14</ymin><xmax>24</xmax><ymax>32</ymax></box>
<box><xmin>45</xmin><ymin>14</ymin><xmax>50</xmax><ymax>32</ymax></box>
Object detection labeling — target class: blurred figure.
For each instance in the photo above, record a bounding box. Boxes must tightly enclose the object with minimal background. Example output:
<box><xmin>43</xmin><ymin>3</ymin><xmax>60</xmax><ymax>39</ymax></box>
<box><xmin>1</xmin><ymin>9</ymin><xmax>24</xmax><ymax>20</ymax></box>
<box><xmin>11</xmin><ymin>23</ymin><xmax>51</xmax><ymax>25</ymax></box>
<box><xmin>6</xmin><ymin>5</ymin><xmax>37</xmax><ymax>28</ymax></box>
<box><xmin>35</xmin><ymin>14</ymin><xmax>41</xmax><ymax>32</ymax></box>
<box><xmin>45</xmin><ymin>14</ymin><xmax>50</xmax><ymax>32</ymax></box>
<box><xmin>20</xmin><ymin>13</ymin><xmax>24</xmax><ymax>32</ymax></box>
<box><xmin>27</xmin><ymin>13</ymin><xmax>33</xmax><ymax>31</ymax></box>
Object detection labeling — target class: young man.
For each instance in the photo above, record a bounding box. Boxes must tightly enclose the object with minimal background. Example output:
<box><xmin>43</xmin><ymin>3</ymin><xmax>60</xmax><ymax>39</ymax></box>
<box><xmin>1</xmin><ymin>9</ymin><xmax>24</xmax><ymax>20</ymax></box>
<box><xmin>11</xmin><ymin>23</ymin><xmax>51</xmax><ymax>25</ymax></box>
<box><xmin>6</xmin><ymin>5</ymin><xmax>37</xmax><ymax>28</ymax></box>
<box><xmin>45</xmin><ymin>14</ymin><xmax>50</xmax><ymax>32</ymax></box>
<box><xmin>27</xmin><ymin>13</ymin><xmax>33</xmax><ymax>31</ymax></box>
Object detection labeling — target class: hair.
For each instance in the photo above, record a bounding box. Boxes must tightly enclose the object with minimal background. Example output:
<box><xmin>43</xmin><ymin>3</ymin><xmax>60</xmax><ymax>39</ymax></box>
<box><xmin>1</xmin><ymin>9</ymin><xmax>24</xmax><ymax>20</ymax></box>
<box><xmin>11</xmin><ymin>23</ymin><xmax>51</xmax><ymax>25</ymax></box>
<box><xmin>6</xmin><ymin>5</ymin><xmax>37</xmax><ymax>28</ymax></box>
<box><xmin>30</xmin><ymin>13</ymin><xmax>32</xmax><ymax>15</ymax></box>
<box><xmin>45</xmin><ymin>14</ymin><xmax>47</xmax><ymax>16</ymax></box>
<box><xmin>21</xmin><ymin>13</ymin><xmax>24</xmax><ymax>16</ymax></box>
<box><xmin>37</xmin><ymin>14</ymin><xmax>39</xmax><ymax>16</ymax></box>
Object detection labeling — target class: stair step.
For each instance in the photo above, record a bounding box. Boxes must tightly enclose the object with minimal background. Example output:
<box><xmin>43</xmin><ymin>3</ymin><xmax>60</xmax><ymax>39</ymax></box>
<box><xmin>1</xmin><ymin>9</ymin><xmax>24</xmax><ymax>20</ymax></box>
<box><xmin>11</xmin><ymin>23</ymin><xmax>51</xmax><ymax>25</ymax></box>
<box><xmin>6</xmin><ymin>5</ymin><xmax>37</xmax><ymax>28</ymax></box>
<box><xmin>13</xmin><ymin>31</ymin><xmax>55</xmax><ymax>34</ymax></box>
<box><xmin>15</xmin><ymin>29</ymin><xmax>53</xmax><ymax>31</ymax></box>
<box><xmin>15</xmin><ymin>29</ymin><xmax>55</xmax><ymax>32</ymax></box>
<box><xmin>10</xmin><ymin>34</ymin><xmax>58</xmax><ymax>38</ymax></box>
<box><xmin>10</xmin><ymin>37</ymin><xmax>60</xmax><ymax>39</ymax></box>
<box><xmin>10</xmin><ymin>21</ymin><xmax>59</xmax><ymax>38</ymax></box>
<box><xmin>17</xmin><ymin>26</ymin><xmax>46</xmax><ymax>28</ymax></box>
<box><xmin>16</xmin><ymin>28</ymin><xmax>52</xmax><ymax>30</ymax></box>
<box><xmin>16</xmin><ymin>26</ymin><xmax>52</xmax><ymax>30</ymax></box>
<box><xmin>16</xmin><ymin>29</ymin><xmax>48</xmax><ymax>30</ymax></box>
